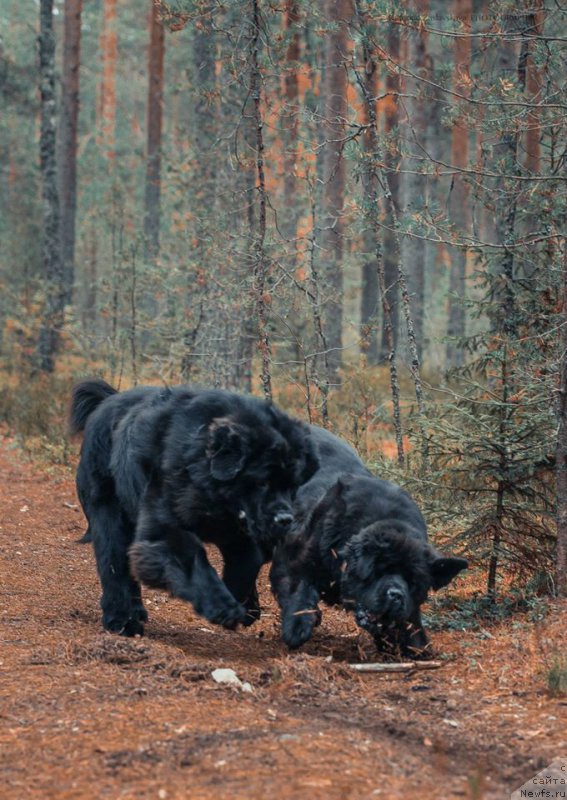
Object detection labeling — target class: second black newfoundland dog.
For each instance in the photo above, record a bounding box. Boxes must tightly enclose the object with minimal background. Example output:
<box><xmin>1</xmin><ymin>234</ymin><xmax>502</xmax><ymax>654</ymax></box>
<box><xmin>70</xmin><ymin>379</ymin><xmax>318</xmax><ymax>636</ymax></box>
<box><xmin>270</xmin><ymin>426</ymin><xmax>468</xmax><ymax>658</ymax></box>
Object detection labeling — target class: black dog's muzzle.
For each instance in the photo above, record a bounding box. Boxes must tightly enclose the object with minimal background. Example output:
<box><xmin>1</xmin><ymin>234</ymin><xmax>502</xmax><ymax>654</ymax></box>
<box><xmin>273</xmin><ymin>510</ymin><xmax>294</xmax><ymax>530</ymax></box>
<box><xmin>385</xmin><ymin>586</ymin><xmax>406</xmax><ymax>615</ymax></box>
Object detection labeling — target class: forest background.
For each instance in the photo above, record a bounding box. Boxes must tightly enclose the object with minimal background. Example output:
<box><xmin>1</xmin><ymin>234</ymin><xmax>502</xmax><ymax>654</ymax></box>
<box><xmin>0</xmin><ymin>0</ymin><xmax>566</xmax><ymax>603</ymax></box>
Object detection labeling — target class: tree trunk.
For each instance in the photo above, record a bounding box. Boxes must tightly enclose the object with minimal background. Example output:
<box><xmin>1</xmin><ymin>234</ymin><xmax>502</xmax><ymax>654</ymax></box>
<box><xmin>319</xmin><ymin>0</ymin><xmax>351</xmax><ymax>383</ymax></box>
<box><xmin>59</xmin><ymin>0</ymin><xmax>82</xmax><ymax>308</ymax></box>
<box><xmin>399</xmin><ymin>0</ymin><xmax>428</xmax><ymax>364</ymax></box>
<box><xmin>180</xmin><ymin>1</ymin><xmax>219</xmax><ymax>382</ymax></box>
<box><xmin>37</xmin><ymin>0</ymin><xmax>64</xmax><ymax>373</ymax></box>
<box><xmin>522</xmin><ymin>0</ymin><xmax>544</xmax><ymax>281</ymax></box>
<box><xmin>524</xmin><ymin>0</ymin><xmax>543</xmax><ymax>176</ymax></box>
<box><xmin>490</xmin><ymin>19</ymin><xmax>522</xmax><ymax>339</ymax></box>
<box><xmin>359</xmin><ymin>23</ymin><xmax>380</xmax><ymax>365</ymax></box>
<box><xmin>556</xmin><ymin>243</ymin><xmax>567</xmax><ymax>597</ymax></box>
<box><xmin>82</xmin><ymin>224</ymin><xmax>98</xmax><ymax>351</ymax></box>
<box><xmin>380</xmin><ymin>23</ymin><xmax>400</xmax><ymax>360</ymax></box>
<box><xmin>144</xmin><ymin>1</ymin><xmax>164</xmax><ymax>261</ymax></box>
<box><xmin>282</xmin><ymin>0</ymin><xmax>302</xmax><ymax>251</ymax></box>
<box><xmin>98</xmin><ymin>0</ymin><xmax>117</xmax><ymax>162</ymax></box>
<box><xmin>354</xmin><ymin>0</ymin><xmax>404</xmax><ymax>463</ymax></box>
<box><xmin>250</xmin><ymin>0</ymin><xmax>272</xmax><ymax>400</ymax></box>
<box><xmin>446</xmin><ymin>0</ymin><xmax>471</xmax><ymax>368</ymax></box>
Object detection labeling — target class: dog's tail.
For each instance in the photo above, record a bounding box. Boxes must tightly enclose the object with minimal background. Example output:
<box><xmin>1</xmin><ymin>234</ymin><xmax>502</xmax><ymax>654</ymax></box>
<box><xmin>69</xmin><ymin>378</ymin><xmax>118</xmax><ymax>434</ymax></box>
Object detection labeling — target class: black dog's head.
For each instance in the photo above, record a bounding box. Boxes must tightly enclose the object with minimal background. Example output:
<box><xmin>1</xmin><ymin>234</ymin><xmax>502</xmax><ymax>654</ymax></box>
<box><xmin>339</xmin><ymin>521</ymin><xmax>468</xmax><ymax>630</ymax></box>
<box><xmin>196</xmin><ymin>397</ymin><xmax>318</xmax><ymax>552</ymax></box>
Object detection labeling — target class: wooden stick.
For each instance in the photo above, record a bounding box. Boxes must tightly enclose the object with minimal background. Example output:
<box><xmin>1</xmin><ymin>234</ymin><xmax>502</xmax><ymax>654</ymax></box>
<box><xmin>349</xmin><ymin>661</ymin><xmax>443</xmax><ymax>673</ymax></box>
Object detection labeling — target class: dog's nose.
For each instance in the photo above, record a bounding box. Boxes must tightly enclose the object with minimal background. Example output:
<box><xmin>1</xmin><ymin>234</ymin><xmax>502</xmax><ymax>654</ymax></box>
<box><xmin>273</xmin><ymin>511</ymin><xmax>294</xmax><ymax>528</ymax></box>
<box><xmin>386</xmin><ymin>587</ymin><xmax>404</xmax><ymax>606</ymax></box>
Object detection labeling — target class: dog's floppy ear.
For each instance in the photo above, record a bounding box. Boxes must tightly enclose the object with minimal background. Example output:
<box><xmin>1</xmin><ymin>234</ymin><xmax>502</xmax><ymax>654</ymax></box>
<box><xmin>429</xmin><ymin>554</ymin><xmax>468</xmax><ymax>590</ymax></box>
<box><xmin>207</xmin><ymin>418</ymin><xmax>248</xmax><ymax>481</ymax></box>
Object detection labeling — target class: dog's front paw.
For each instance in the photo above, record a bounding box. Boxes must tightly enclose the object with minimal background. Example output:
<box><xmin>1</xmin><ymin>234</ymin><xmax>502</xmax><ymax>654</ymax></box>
<box><xmin>197</xmin><ymin>595</ymin><xmax>248</xmax><ymax>630</ymax></box>
<box><xmin>282</xmin><ymin>608</ymin><xmax>320</xmax><ymax>649</ymax></box>
<box><xmin>401</xmin><ymin>633</ymin><xmax>434</xmax><ymax>661</ymax></box>
<box><xmin>133</xmin><ymin>606</ymin><xmax>149</xmax><ymax>624</ymax></box>
<box><xmin>218</xmin><ymin>601</ymin><xmax>248</xmax><ymax>630</ymax></box>
<box><xmin>103</xmin><ymin>614</ymin><xmax>145</xmax><ymax>637</ymax></box>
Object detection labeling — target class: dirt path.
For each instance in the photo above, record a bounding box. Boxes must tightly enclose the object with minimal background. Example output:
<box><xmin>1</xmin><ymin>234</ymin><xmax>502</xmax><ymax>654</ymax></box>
<box><xmin>0</xmin><ymin>437</ymin><xmax>564</xmax><ymax>799</ymax></box>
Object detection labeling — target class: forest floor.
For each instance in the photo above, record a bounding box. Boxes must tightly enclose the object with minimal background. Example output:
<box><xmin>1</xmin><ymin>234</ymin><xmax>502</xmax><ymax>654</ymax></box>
<box><xmin>0</xmin><ymin>434</ymin><xmax>565</xmax><ymax>800</ymax></box>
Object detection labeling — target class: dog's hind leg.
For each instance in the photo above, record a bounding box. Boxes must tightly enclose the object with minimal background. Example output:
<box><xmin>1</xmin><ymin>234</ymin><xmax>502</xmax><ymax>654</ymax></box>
<box><xmin>218</xmin><ymin>538</ymin><xmax>264</xmax><ymax>626</ymax></box>
<box><xmin>281</xmin><ymin>580</ymin><xmax>322</xmax><ymax>649</ymax></box>
<box><xmin>91</xmin><ymin>499</ymin><xmax>146</xmax><ymax>636</ymax></box>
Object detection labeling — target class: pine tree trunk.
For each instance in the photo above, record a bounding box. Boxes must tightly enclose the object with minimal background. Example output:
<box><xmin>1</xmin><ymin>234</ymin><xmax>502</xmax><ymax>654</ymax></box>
<box><xmin>82</xmin><ymin>225</ymin><xmax>98</xmax><ymax>351</ymax></box>
<box><xmin>359</xmin><ymin>28</ymin><xmax>380</xmax><ymax>365</ymax></box>
<box><xmin>59</xmin><ymin>0</ymin><xmax>82</xmax><ymax>308</ymax></box>
<box><xmin>144</xmin><ymin>0</ymin><xmax>165</xmax><ymax>261</ymax></box>
<box><xmin>282</xmin><ymin>0</ymin><xmax>301</xmax><ymax>251</ymax></box>
<box><xmin>522</xmin><ymin>0</ymin><xmax>543</xmax><ymax>281</ymax></box>
<box><xmin>556</xmin><ymin>244</ymin><xmax>567</xmax><ymax>597</ymax></box>
<box><xmin>400</xmin><ymin>0</ymin><xmax>427</xmax><ymax>363</ymax></box>
<box><xmin>180</xmin><ymin>1</ymin><xmax>220</xmax><ymax>382</ymax></box>
<box><xmin>319</xmin><ymin>0</ymin><xmax>351</xmax><ymax>382</ymax></box>
<box><xmin>354</xmin><ymin>0</ymin><xmax>404</xmax><ymax>463</ymax></box>
<box><xmin>524</xmin><ymin>0</ymin><xmax>543</xmax><ymax>175</ymax></box>
<box><xmin>380</xmin><ymin>23</ymin><xmax>400</xmax><ymax>360</ymax></box>
<box><xmin>98</xmin><ymin>0</ymin><xmax>117</xmax><ymax>162</ymax></box>
<box><xmin>37</xmin><ymin>0</ymin><xmax>64</xmax><ymax>373</ymax></box>
<box><xmin>446</xmin><ymin>0</ymin><xmax>471</xmax><ymax>368</ymax></box>
<box><xmin>250</xmin><ymin>0</ymin><xmax>272</xmax><ymax>400</ymax></box>
<box><xmin>490</xmin><ymin>19</ymin><xmax>523</xmax><ymax>339</ymax></box>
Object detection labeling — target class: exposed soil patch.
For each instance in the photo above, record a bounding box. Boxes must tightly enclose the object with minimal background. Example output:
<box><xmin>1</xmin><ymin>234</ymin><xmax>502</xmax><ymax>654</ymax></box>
<box><xmin>0</xmin><ymin>436</ymin><xmax>565</xmax><ymax>799</ymax></box>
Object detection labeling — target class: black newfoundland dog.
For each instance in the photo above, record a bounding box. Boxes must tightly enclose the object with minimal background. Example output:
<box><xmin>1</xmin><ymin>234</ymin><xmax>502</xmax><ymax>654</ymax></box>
<box><xmin>270</xmin><ymin>425</ymin><xmax>468</xmax><ymax>657</ymax></box>
<box><xmin>70</xmin><ymin>379</ymin><xmax>318</xmax><ymax>636</ymax></box>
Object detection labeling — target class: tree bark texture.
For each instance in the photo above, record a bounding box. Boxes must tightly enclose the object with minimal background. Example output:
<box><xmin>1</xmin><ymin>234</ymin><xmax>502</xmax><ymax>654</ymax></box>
<box><xmin>354</xmin><ymin>0</ymin><xmax>404</xmax><ymax>463</ymax></box>
<box><xmin>144</xmin><ymin>0</ymin><xmax>165</xmax><ymax>260</ymax></box>
<box><xmin>555</xmin><ymin>243</ymin><xmax>567</xmax><ymax>596</ymax></box>
<box><xmin>446</xmin><ymin>0</ymin><xmax>471</xmax><ymax>368</ymax></box>
<box><xmin>524</xmin><ymin>0</ymin><xmax>543</xmax><ymax>175</ymax></box>
<box><xmin>358</xmin><ymin>17</ymin><xmax>380</xmax><ymax>366</ymax></box>
<box><xmin>319</xmin><ymin>0</ymin><xmax>351</xmax><ymax>382</ymax></box>
<box><xmin>282</xmin><ymin>0</ymin><xmax>302</xmax><ymax>250</ymax></box>
<box><xmin>59</xmin><ymin>0</ymin><xmax>82</xmax><ymax>307</ymax></box>
<box><xmin>491</xmin><ymin>19</ymin><xmax>522</xmax><ymax>339</ymax></box>
<box><xmin>98</xmin><ymin>0</ymin><xmax>117</xmax><ymax>161</ymax></box>
<box><xmin>380</xmin><ymin>23</ymin><xmax>400</xmax><ymax>360</ymax></box>
<box><xmin>37</xmin><ymin>0</ymin><xmax>64</xmax><ymax>373</ymax></box>
<box><xmin>250</xmin><ymin>0</ymin><xmax>272</xmax><ymax>400</ymax></box>
<box><xmin>399</xmin><ymin>0</ymin><xmax>428</xmax><ymax>363</ymax></box>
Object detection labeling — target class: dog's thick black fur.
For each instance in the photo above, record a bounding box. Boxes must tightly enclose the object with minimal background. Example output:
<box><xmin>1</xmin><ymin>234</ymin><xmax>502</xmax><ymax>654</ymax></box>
<box><xmin>70</xmin><ymin>379</ymin><xmax>318</xmax><ymax>636</ymax></box>
<box><xmin>270</xmin><ymin>426</ymin><xmax>468</xmax><ymax>657</ymax></box>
